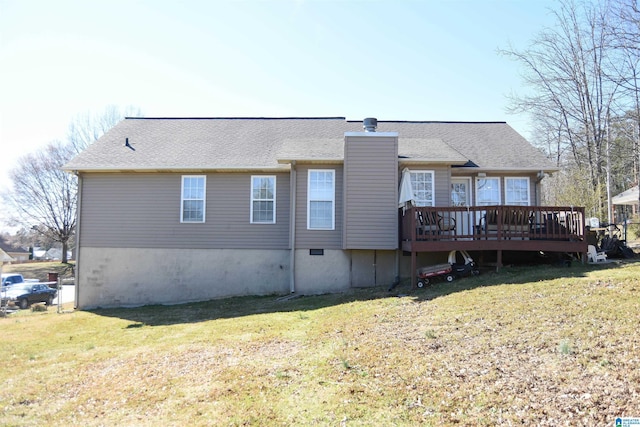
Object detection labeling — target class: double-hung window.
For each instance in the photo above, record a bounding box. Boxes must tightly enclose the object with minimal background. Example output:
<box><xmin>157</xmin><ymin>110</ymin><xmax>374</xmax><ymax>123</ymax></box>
<box><xmin>476</xmin><ymin>177</ymin><xmax>500</xmax><ymax>206</ymax></box>
<box><xmin>505</xmin><ymin>177</ymin><xmax>530</xmax><ymax>206</ymax></box>
<box><xmin>307</xmin><ymin>169</ymin><xmax>335</xmax><ymax>230</ymax></box>
<box><xmin>251</xmin><ymin>176</ymin><xmax>276</xmax><ymax>223</ymax></box>
<box><xmin>410</xmin><ymin>171</ymin><xmax>434</xmax><ymax>207</ymax></box>
<box><xmin>181</xmin><ymin>175</ymin><xmax>206</xmax><ymax>223</ymax></box>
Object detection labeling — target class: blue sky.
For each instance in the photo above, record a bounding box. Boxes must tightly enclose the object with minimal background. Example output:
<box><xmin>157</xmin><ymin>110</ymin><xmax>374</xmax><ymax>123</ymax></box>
<box><xmin>0</xmin><ymin>0</ymin><xmax>557</xmax><ymax>194</ymax></box>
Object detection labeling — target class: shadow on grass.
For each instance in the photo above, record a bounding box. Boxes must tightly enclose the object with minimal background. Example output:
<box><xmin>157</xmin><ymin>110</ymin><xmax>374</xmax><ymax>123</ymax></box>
<box><xmin>90</xmin><ymin>259</ymin><xmax>637</xmax><ymax>326</ymax></box>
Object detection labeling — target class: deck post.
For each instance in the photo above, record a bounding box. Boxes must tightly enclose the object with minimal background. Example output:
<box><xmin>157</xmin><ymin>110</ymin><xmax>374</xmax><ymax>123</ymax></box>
<box><xmin>496</xmin><ymin>249</ymin><xmax>502</xmax><ymax>272</ymax></box>
<box><xmin>411</xmin><ymin>250</ymin><xmax>416</xmax><ymax>288</ymax></box>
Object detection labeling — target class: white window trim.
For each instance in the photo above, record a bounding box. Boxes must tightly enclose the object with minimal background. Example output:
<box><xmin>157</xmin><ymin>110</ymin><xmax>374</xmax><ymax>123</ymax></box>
<box><xmin>250</xmin><ymin>175</ymin><xmax>276</xmax><ymax>224</ymax></box>
<box><xmin>504</xmin><ymin>177</ymin><xmax>531</xmax><ymax>206</ymax></box>
<box><xmin>180</xmin><ymin>175</ymin><xmax>206</xmax><ymax>223</ymax></box>
<box><xmin>307</xmin><ymin>169</ymin><xmax>335</xmax><ymax>230</ymax></box>
<box><xmin>410</xmin><ymin>170</ymin><xmax>435</xmax><ymax>207</ymax></box>
<box><xmin>475</xmin><ymin>176</ymin><xmax>501</xmax><ymax>206</ymax></box>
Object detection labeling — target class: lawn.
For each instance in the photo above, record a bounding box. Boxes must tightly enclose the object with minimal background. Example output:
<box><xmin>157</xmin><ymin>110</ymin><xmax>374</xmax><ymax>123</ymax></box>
<box><xmin>1</xmin><ymin>260</ymin><xmax>639</xmax><ymax>426</ymax></box>
<box><xmin>2</xmin><ymin>261</ymin><xmax>75</xmax><ymax>282</ymax></box>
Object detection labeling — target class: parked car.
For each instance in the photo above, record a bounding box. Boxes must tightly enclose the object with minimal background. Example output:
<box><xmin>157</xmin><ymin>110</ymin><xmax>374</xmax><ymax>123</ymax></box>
<box><xmin>2</xmin><ymin>273</ymin><xmax>25</xmax><ymax>288</ymax></box>
<box><xmin>1</xmin><ymin>273</ymin><xmax>39</xmax><ymax>288</ymax></box>
<box><xmin>1</xmin><ymin>283</ymin><xmax>57</xmax><ymax>309</ymax></box>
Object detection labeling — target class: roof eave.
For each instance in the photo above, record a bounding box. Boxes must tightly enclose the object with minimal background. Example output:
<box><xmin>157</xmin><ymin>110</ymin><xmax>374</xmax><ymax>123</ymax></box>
<box><xmin>480</xmin><ymin>167</ymin><xmax>560</xmax><ymax>172</ymax></box>
<box><xmin>399</xmin><ymin>158</ymin><xmax>468</xmax><ymax>165</ymax></box>
<box><xmin>64</xmin><ymin>165</ymin><xmax>292</xmax><ymax>173</ymax></box>
<box><xmin>450</xmin><ymin>167</ymin><xmax>560</xmax><ymax>174</ymax></box>
<box><xmin>277</xmin><ymin>158</ymin><xmax>343</xmax><ymax>164</ymax></box>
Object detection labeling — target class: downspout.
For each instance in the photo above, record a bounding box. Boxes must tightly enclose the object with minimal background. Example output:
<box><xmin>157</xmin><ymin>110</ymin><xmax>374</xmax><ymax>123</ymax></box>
<box><xmin>535</xmin><ymin>170</ymin><xmax>544</xmax><ymax>205</ymax></box>
<box><xmin>289</xmin><ymin>161</ymin><xmax>297</xmax><ymax>293</ymax></box>
<box><xmin>74</xmin><ymin>172</ymin><xmax>82</xmax><ymax>309</ymax></box>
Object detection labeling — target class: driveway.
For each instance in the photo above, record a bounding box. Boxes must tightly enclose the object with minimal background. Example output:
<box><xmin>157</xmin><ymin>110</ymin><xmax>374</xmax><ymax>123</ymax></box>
<box><xmin>53</xmin><ymin>284</ymin><xmax>75</xmax><ymax>306</ymax></box>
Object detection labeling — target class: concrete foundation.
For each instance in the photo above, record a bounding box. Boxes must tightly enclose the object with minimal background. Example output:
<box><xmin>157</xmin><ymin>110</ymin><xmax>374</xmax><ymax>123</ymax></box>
<box><xmin>76</xmin><ymin>247</ymin><xmax>419</xmax><ymax>308</ymax></box>
<box><xmin>76</xmin><ymin>247</ymin><xmax>291</xmax><ymax>308</ymax></box>
<box><xmin>293</xmin><ymin>249</ymin><xmax>351</xmax><ymax>294</ymax></box>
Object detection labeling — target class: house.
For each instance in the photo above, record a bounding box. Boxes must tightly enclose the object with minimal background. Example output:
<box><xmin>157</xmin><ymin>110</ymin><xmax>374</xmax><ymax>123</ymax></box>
<box><xmin>0</xmin><ymin>248</ymin><xmax>14</xmax><ymax>279</ymax></box>
<box><xmin>0</xmin><ymin>248</ymin><xmax>15</xmax><ymax>265</ymax></box>
<box><xmin>0</xmin><ymin>238</ymin><xmax>29</xmax><ymax>263</ymax></box>
<box><xmin>612</xmin><ymin>185</ymin><xmax>639</xmax><ymax>219</ymax></box>
<box><xmin>32</xmin><ymin>248</ymin><xmax>48</xmax><ymax>261</ymax></box>
<box><xmin>64</xmin><ymin>117</ymin><xmax>586</xmax><ymax>309</ymax></box>
<box><xmin>41</xmin><ymin>248</ymin><xmax>73</xmax><ymax>261</ymax></box>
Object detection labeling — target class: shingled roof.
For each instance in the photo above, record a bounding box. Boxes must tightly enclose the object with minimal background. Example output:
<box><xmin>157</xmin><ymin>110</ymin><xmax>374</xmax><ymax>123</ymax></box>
<box><xmin>63</xmin><ymin>117</ymin><xmax>555</xmax><ymax>172</ymax></box>
<box><xmin>0</xmin><ymin>237</ymin><xmax>28</xmax><ymax>255</ymax></box>
<box><xmin>0</xmin><ymin>249</ymin><xmax>15</xmax><ymax>263</ymax></box>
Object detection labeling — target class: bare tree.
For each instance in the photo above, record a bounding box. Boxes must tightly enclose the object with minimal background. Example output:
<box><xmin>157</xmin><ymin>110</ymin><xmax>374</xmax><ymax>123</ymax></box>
<box><xmin>3</xmin><ymin>141</ymin><xmax>77</xmax><ymax>263</ymax></box>
<box><xmin>613</xmin><ymin>0</ymin><xmax>640</xmax><ymax>47</ymax></box>
<box><xmin>2</xmin><ymin>105</ymin><xmax>141</xmax><ymax>262</ymax></box>
<box><xmin>609</xmin><ymin>0</ymin><xmax>640</xmax><ymax>209</ymax></box>
<box><xmin>68</xmin><ymin>105</ymin><xmax>142</xmax><ymax>154</ymax></box>
<box><xmin>542</xmin><ymin>165</ymin><xmax>604</xmax><ymax>217</ymax></box>
<box><xmin>500</xmin><ymin>0</ymin><xmax>621</xmax><ymax>219</ymax></box>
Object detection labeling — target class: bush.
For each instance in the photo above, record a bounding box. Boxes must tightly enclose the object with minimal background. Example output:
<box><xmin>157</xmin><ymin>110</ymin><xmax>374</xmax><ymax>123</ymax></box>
<box><xmin>31</xmin><ymin>304</ymin><xmax>47</xmax><ymax>312</ymax></box>
<box><xmin>628</xmin><ymin>222</ymin><xmax>640</xmax><ymax>240</ymax></box>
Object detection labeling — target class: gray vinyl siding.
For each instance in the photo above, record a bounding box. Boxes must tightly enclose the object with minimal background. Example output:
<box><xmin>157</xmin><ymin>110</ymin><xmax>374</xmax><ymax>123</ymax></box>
<box><xmin>79</xmin><ymin>172</ymin><xmax>290</xmax><ymax>249</ymax></box>
<box><xmin>433</xmin><ymin>166</ymin><xmax>451</xmax><ymax>206</ymax></box>
<box><xmin>343</xmin><ymin>135</ymin><xmax>398</xmax><ymax>249</ymax></box>
<box><xmin>294</xmin><ymin>164</ymin><xmax>343</xmax><ymax>249</ymax></box>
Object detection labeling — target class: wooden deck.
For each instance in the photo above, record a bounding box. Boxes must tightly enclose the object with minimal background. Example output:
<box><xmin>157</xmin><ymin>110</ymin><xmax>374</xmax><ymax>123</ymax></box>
<box><xmin>400</xmin><ymin>205</ymin><xmax>588</xmax><ymax>284</ymax></box>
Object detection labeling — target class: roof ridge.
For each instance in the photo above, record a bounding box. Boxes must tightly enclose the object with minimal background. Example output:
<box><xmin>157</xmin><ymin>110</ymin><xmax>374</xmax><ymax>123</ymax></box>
<box><xmin>346</xmin><ymin>120</ymin><xmax>507</xmax><ymax>124</ymax></box>
<box><xmin>124</xmin><ymin>117</ymin><xmax>507</xmax><ymax>124</ymax></box>
<box><xmin>124</xmin><ymin>116</ymin><xmax>347</xmax><ymax>120</ymax></box>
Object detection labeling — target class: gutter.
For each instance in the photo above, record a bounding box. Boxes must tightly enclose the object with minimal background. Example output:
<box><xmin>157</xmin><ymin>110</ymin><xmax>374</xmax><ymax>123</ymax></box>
<box><xmin>460</xmin><ymin>167</ymin><xmax>560</xmax><ymax>173</ymax></box>
<box><xmin>61</xmin><ymin>165</ymin><xmax>292</xmax><ymax>173</ymax></box>
<box><xmin>289</xmin><ymin>161</ymin><xmax>297</xmax><ymax>293</ymax></box>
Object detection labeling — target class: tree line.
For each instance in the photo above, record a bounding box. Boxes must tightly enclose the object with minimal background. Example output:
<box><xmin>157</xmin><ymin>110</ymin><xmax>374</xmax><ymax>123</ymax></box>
<box><xmin>500</xmin><ymin>0</ymin><xmax>640</xmax><ymax>223</ymax></box>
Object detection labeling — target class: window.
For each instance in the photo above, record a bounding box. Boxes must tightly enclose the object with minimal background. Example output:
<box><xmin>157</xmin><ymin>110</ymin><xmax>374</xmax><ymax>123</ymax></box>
<box><xmin>307</xmin><ymin>170</ymin><xmax>335</xmax><ymax>230</ymax></box>
<box><xmin>451</xmin><ymin>178</ymin><xmax>471</xmax><ymax>207</ymax></box>
<box><xmin>476</xmin><ymin>177</ymin><xmax>500</xmax><ymax>206</ymax></box>
<box><xmin>410</xmin><ymin>171</ymin><xmax>434</xmax><ymax>207</ymax></box>
<box><xmin>251</xmin><ymin>176</ymin><xmax>276</xmax><ymax>223</ymax></box>
<box><xmin>181</xmin><ymin>176</ymin><xmax>206</xmax><ymax>223</ymax></box>
<box><xmin>505</xmin><ymin>177</ymin><xmax>530</xmax><ymax>206</ymax></box>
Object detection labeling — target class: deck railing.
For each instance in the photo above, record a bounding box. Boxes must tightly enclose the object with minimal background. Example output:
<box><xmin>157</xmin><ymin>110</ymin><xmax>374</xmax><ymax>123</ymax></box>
<box><xmin>401</xmin><ymin>205</ymin><xmax>585</xmax><ymax>245</ymax></box>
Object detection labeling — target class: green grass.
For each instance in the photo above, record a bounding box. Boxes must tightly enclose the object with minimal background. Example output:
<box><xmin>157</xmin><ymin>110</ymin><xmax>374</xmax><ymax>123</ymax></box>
<box><xmin>1</xmin><ymin>260</ymin><xmax>639</xmax><ymax>426</ymax></box>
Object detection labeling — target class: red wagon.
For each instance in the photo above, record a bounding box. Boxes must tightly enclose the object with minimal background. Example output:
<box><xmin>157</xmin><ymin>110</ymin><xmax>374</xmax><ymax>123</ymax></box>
<box><xmin>415</xmin><ymin>250</ymin><xmax>480</xmax><ymax>288</ymax></box>
<box><xmin>416</xmin><ymin>263</ymin><xmax>455</xmax><ymax>288</ymax></box>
